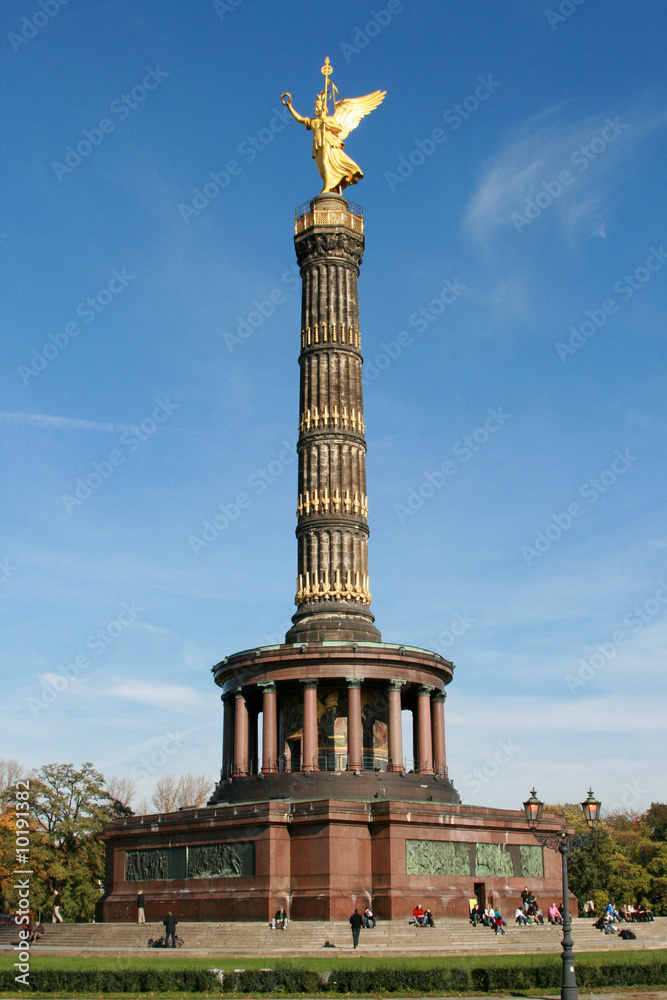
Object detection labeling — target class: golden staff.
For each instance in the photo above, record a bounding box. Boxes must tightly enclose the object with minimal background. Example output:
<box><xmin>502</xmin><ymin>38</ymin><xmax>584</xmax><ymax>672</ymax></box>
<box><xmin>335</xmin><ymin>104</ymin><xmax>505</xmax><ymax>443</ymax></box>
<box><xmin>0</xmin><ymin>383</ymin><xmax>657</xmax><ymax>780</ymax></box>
<box><xmin>321</xmin><ymin>56</ymin><xmax>340</xmax><ymax>115</ymax></box>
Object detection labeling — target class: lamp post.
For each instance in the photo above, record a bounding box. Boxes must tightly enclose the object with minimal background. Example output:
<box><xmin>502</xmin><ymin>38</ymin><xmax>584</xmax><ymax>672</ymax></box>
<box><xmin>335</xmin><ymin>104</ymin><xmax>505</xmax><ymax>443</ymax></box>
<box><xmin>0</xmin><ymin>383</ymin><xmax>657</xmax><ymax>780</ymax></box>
<box><xmin>523</xmin><ymin>788</ymin><xmax>601</xmax><ymax>1000</ymax></box>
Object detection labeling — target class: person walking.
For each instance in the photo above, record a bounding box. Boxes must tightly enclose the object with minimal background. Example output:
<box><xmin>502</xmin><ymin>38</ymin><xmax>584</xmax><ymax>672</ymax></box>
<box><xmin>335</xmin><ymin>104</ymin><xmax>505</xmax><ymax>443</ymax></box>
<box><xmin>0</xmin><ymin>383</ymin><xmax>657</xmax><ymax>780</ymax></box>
<box><xmin>163</xmin><ymin>911</ymin><xmax>177</xmax><ymax>948</ymax></box>
<box><xmin>51</xmin><ymin>889</ymin><xmax>63</xmax><ymax>923</ymax></box>
<box><xmin>137</xmin><ymin>892</ymin><xmax>146</xmax><ymax>924</ymax></box>
<box><xmin>349</xmin><ymin>908</ymin><xmax>363</xmax><ymax>949</ymax></box>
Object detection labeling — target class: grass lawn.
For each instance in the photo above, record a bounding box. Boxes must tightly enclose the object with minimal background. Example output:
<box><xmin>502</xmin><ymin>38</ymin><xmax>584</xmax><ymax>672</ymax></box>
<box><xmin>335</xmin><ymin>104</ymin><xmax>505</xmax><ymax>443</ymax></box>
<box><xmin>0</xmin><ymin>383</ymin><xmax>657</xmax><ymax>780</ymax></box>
<box><xmin>0</xmin><ymin>948</ymin><xmax>665</xmax><ymax>972</ymax></box>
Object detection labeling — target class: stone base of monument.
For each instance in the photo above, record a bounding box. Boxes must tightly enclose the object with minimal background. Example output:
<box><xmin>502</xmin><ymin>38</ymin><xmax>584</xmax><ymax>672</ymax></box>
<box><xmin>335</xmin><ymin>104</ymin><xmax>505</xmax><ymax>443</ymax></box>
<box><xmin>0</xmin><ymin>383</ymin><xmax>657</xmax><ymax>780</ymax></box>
<box><xmin>208</xmin><ymin>768</ymin><xmax>460</xmax><ymax>806</ymax></box>
<box><xmin>98</xmin><ymin>798</ymin><xmax>573</xmax><ymax>923</ymax></box>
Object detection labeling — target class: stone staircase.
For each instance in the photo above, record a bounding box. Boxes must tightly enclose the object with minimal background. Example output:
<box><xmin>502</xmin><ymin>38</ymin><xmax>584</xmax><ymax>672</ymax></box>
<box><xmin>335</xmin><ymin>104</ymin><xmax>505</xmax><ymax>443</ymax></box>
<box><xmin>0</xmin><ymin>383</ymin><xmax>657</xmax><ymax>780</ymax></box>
<box><xmin>1</xmin><ymin>918</ymin><xmax>665</xmax><ymax>956</ymax></box>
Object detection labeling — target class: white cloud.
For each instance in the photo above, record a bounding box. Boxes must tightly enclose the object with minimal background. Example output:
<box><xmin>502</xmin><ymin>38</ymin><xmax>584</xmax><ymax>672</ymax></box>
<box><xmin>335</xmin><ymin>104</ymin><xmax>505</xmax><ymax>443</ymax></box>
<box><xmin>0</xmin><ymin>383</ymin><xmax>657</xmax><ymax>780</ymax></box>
<box><xmin>106</xmin><ymin>678</ymin><xmax>209</xmax><ymax>711</ymax></box>
<box><xmin>0</xmin><ymin>411</ymin><xmax>136</xmax><ymax>432</ymax></box>
<box><xmin>465</xmin><ymin>105</ymin><xmax>667</xmax><ymax>244</ymax></box>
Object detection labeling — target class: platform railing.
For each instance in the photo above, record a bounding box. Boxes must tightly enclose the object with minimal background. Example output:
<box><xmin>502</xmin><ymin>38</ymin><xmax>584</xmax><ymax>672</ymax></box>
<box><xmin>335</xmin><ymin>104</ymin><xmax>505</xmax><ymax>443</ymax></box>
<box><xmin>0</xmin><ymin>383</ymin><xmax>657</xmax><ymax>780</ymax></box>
<box><xmin>294</xmin><ymin>199</ymin><xmax>364</xmax><ymax>235</ymax></box>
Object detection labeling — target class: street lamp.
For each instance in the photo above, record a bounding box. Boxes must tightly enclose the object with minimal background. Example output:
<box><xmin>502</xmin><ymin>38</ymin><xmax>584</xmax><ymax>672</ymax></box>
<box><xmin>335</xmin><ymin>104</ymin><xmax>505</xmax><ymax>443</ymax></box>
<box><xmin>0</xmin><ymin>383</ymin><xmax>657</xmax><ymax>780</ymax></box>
<box><xmin>523</xmin><ymin>788</ymin><xmax>601</xmax><ymax>1000</ymax></box>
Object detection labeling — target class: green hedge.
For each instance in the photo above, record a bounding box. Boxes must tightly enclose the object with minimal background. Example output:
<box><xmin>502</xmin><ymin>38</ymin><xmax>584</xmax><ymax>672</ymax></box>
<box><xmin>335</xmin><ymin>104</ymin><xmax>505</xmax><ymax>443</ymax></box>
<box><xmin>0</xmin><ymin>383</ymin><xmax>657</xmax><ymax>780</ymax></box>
<box><xmin>234</xmin><ymin>959</ymin><xmax>667</xmax><ymax>993</ymax></box>
<box><xmin>0</xmin><ymin>967</ymin><xmax>218</xmax><ymax>992</ymax></box>
<box><xmin>2</xmin><ymin>960</ymin><xmax>666</xmax><ymax>993</ymax></box>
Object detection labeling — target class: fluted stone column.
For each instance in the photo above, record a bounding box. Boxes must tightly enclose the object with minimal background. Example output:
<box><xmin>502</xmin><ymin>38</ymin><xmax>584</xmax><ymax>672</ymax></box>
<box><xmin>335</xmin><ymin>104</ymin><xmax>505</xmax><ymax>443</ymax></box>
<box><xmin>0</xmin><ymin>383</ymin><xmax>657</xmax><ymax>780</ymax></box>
<box><xmin>302</xmin><ymin>680</ymin><xmax>318</xmax><ymax>772</ymax></box>
<box><xmin>260</xmin><ymin>682</ymin><xmax>278</xmax><ymax>774</ymax></box>
<box><xmin>286</xmin><ymin>194</ymin><xmax>381</xmax><ymax>644</ymax></box>
<box><xmin>346</xmin><ymin>677</ymin><xmax>364</xmax><ymax>770</ymax></box>
<box><xmin>234</xmin><ymin>688</ymin><xmax>249</xmax><ymax>777</ymax></box>
<box><xmin>416</xmin><ymin>685</ymin><xmax>434</xmax><ymax>775</ymax></box>
<box><xmin>387</xmin><ymin>679</ymin><xmax>405</xmax><ymax>772</ymax></box>
<box><xmin>431</xmin><ymin>690</ymin><xmax>446</xmax><ymax>778</ymax></box>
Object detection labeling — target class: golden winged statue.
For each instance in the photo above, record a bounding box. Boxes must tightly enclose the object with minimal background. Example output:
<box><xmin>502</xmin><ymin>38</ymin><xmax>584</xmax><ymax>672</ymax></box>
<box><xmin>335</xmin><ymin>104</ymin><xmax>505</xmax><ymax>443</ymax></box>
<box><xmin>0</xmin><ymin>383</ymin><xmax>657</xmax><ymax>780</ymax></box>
<box><xmin>281</xmin><ymin>57</ymin><xmax>386</xmax><ymax>193</ymax></box>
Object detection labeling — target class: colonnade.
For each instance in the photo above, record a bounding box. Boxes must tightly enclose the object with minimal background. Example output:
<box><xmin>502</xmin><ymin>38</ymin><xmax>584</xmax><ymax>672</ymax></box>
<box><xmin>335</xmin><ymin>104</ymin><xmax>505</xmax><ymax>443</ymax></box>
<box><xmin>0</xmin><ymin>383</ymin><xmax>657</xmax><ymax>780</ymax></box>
<box><xmin>221</xmin><ymin>679</ymin><xmax>447</xmax><ymax>778</ymax></box>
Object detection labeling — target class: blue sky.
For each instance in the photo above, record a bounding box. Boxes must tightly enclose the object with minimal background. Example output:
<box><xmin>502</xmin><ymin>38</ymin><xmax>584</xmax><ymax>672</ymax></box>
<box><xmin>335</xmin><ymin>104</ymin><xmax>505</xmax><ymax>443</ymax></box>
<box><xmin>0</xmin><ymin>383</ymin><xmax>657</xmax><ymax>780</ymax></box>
<box><xmin>3</xmin><ymin>0</ymin><xmax>666</xmax><ymax>815</ymax></box>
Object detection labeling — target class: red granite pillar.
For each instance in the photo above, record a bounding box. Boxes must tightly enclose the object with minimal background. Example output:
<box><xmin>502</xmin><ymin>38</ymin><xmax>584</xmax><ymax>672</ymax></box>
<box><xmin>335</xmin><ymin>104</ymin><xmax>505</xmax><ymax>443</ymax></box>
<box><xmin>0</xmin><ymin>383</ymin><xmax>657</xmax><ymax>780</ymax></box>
<box><xmin>302</xmin><ymin>680</ymin><xmax>318</xmax><ymax>771</ymax></box>
<box><xmin>431</xmin><ymin>690</ymin><xmax>446</xmax><ymax>777</ymax></box>
<box><xmin>222</xmin><ymin>693</ymin><xmax>234</xmax><ymax>778</ymax></box>
<box><xmin>416</xmin><ymin>685</ymin><xmax>434</xmax><ymax>775</ymax></box>
<box><xmin>347</xmin><ymin>677</ymin><xmax>363</xmax><ymax>770</ymax></box>
<box><xmin>234</xmin><ymin>688</ymin><xmax>249</xmax><ymax>777</ymax></box>
<box><xmin>387</xmin><ymin>680</ymin><xmax>404</xmax><ymax>772</ymax></box>
<box><xmin>261</xmin><ymin>682</ymin><xmax>278</xmax><ymax>774</ymax></box>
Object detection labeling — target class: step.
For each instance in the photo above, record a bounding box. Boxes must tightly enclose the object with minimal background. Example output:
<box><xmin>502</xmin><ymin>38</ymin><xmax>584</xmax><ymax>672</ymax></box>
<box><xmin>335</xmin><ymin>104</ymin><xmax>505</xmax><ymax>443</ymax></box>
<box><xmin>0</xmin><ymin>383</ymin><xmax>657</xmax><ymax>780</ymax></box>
<box><xmin>1</xmin><ymin>917</ymin><xmax>663</xmax><ymax>957</ymax></box>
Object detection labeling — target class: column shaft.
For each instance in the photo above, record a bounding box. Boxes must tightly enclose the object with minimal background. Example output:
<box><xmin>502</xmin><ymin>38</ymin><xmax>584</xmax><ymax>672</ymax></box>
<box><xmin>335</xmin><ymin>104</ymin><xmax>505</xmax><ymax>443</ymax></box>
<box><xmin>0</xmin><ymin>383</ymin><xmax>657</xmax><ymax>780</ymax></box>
<box><xmin>262</xmin><ymin>684</ymin><xmax>278</xmax><ymax>774</ymax></box>
<box><xmin>417</xmin><ymin>686</ymin><xmax>434</xmax><ymax>775</ymax></box>
<box><xmin>347</xmin><ymin>679</ymin><xmax>363</xmax><ymax>770</ymax></box>
<box><xmin>302</xmin><ymin>681</ymin><xmax>318</xmax><ymax>771</ymax></box>
<box><xmin>222</xmin><ymin>694</ymin><xmax>234</xmax><ymax>778</ymax></box>
<box><xmin>234</xmin><ymin>690</ymin><xmax>249</xmax><ymax>777</ymax></box>
<box><xmin>287</xmin><ymin>195</ymin><xmax>380</xmax><ymax>644</ymax></box>
<box><xmin>431</xmin><ymin>692</ymin><xmax>446</xmax><ymax>777</ymax></box>
<box><xmin>387</xmin><ymin>682</ymin><xmax>404</xmax><ymax>772</ymax></box>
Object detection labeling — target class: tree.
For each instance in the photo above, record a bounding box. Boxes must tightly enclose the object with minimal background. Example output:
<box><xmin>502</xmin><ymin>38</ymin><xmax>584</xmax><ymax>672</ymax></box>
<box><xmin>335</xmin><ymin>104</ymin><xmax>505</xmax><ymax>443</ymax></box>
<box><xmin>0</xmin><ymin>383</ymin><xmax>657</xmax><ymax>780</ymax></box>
<box><xmin>152</xmin><ymin>774</ymin><xmax>178</xmax><ymax>813</ymax></box>
<box><xmin>151</xmin><ymin>774</ymin><xmax>214</xmax><ymax>813</ymax></box>
<box><xmin>545</xmin><ymin>801</ymin><xmax>667</xmax><ymax>915</ymax></box>
<box><xmin>32</xmin><ymin>764</ymin><xmax>113</xmax><ymax>844</ymax></box>
<box><xmin>105</xmin><ymin>776</ymin><xmax>136</xmax><ymax>813</ymax></box>
<box><xmin>645</xmin><ymin>803</ymin><xmax>667</xmax><ymax>841</ymax></box>
<box><xmin>0</xmin><ymin>765</ymin><xmax>57</xmax><ymax>921</ymax></box>
<box><xmin>0</xmin><ymin>762</ymin><xmax>216</xmax><ymax>923</ymax></box>
<box><xmin>565</xmin><ymin>823</ymin><xmax>618</xmax><ymax>911</ymax></box>
<box><xmin>0</xmin><ymin>758</ymin><xmax>27</xmax><ymax>802</ymax></box>
<box><xmin>28</xmin><ymin>763</ymin><xmax>125</xmax><ymax>921</ymax></box>
<box><xmin>175</xmin><ymin>774</ymin><xmax>214</xmax><ymax>809</ymax></box>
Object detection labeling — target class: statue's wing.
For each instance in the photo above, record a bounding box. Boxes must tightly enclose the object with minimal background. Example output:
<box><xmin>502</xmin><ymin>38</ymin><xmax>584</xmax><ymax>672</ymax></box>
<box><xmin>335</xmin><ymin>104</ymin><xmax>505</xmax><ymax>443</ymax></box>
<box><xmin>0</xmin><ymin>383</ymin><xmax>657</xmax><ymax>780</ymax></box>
<box><xmin>332</xmin><ymin>91</ymin><xmax>386</xmax><ymax>140</ymax></box>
